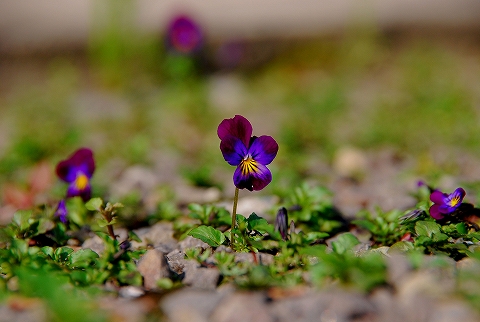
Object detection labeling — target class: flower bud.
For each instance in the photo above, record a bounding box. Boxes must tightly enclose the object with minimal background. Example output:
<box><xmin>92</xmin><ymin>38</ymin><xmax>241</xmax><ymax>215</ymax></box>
<box><xmin>275</xmin><ymin>207</ymin><xmax>289</xmax><ymax>240</ymax></box>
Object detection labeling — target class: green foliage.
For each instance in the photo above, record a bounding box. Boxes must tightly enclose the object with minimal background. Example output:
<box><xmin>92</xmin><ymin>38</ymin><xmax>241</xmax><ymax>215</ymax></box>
<box><xmin>352</xmin><ymin>208</ymin><xmax>406</xmax><ymax>246</ymax></box>
<box><xmin>188</xmin><ymin>203</ymin><xmax>231</xmax><ymax>227</ymax></box>
<box><xmin>188</xmin><ymin>225</ymin><xmax>226</xmax><ymax>247</ymax></box>
<box><xmin>286</xmin><ymin>183</ymin><xmax>347</xmax><ymax>234</ymax></box>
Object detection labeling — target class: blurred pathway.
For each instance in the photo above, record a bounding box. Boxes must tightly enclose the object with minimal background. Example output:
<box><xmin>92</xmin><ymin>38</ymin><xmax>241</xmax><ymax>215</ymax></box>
<box><xmin>1</xmin><ymin>0</ymin><xmax>480</xmax><ymax>53</ymax></box>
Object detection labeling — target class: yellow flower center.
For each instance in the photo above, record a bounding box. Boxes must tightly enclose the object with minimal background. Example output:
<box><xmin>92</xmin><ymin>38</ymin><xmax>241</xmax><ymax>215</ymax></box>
<box><xmin>75</xmin><ymin>173</ymin><xmax>89</xmax><ymax>190</ymax></box>
<box><xmin>449</xmin><ymin>195</ymin><xmax>460</xmax><ymax>207</ymax></box>
<box><xmin>240</xmin><ymin>157</ymin><xmax>259</xmax><ymax>176</ymax></box>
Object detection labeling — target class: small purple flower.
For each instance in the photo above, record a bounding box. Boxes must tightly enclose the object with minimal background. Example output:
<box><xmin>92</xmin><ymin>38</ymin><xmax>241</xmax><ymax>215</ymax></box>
<box><xmin>56</xmin><ymin>148</ymin><xmax>95</xmax><ymax>202</ymax></box>
<box><xmin>166</xmin><ymin>15</ymin><xmax>203</xmax><ymax>54</ymax></box>
<box><xmin>275</xmin><ymin>207</ymin><xmax>289</xmax><ymax>240</ymax></box>
<box><xmin>55</xmin><ymin>200</ymin><xmax>68</xmax><ymax>223</ymax></box>
<box><xmin>429</xmin><ymin>187</ymin><xmax>466</xmax><ymax>220</ymax></box>
<box><xmin>218</xmin><ymin>115</ymin><xmax>278</xmax><ymax>191</ymax></box>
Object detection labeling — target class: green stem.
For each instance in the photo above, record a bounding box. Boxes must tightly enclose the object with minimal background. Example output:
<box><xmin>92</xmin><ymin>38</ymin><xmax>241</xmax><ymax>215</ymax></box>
<box><xmin>230</xmin><ymin>187</ymin><xmax>239</xmax><ymax>247</ymax></box>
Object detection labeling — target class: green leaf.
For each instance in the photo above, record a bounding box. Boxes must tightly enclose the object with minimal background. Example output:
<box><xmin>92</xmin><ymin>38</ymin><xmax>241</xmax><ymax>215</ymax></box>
<box><xmin>304</xmin><ymin>232</ymin><xmax>329</xmax><ymax>243</ymax></box>
<box><xmin>332</xmin><ymin>233</ymin><xmax>360</xmax><ymax>254</ymax></box>
<box><xmin>85</xmin><ymin>198</ymin><xmax>103</xmax><ymax>211</ymax></box>
<box><xmin>54</xmin><ymin>247</ymin><xmax>74</xmax><ymax>262</ymax></box>
<box><xmin>415</xmin><ymin>221</ymin><xmax>441</xmax><ymax>238</ymax></box>
<box><xmin>97</xmin><ymin>217</ymin><xmax>117</xmax><ymax>228</ymax></box>
<box><xmin>388</xmin><ymin>241</ymin><xmax>414</xmax><ymax>254</ymax></box>
<box><xmin>352</xmin><ymin>219</ymin><xmax>376</xmax><ymax>232</ymax></box>
<box><xmin>456</xmin><ymin>222</ymin><xmax>468</xmax><ymax>235</ymax></box>
<box><xmin>128</xmin><ymin>230</ymin><xmax>142</xmax><ymax>243</ymax></box>
<box><xmin>188</xmin><ymin>225</ymin><xmax>226</xmax><ymax>247</ymax></box>
<box><xmin>247</xmin><ymin>213</ymin><xmax>269</xmax><ymax>231</ymax></box>
<box><xmin>13</xmin><ymin>210</ymin><xmax>33</xmax><ymax>231</ymax></box>
<box><xmin>65</xmin><ymin>197</ymin><xmax>87</xmax><ymax>226</ymax></box>
<box><xmin>41</xmin><ymin>246</ymin><xmax>54</xmax><ymax>259</ymax></box>
<box><xmin>69</xmin><ymin>249</ymin><xmax>99</xmax><ymax>269</ymax></box>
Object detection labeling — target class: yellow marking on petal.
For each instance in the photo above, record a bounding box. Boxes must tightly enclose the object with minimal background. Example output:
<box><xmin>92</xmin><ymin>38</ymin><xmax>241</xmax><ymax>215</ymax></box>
<box><xmin>75</xmin><ymin>173</ymin><xmax>89</xmax><ymax>190</ymax></box>
<box><xmin>449</xmin><ymin>195</ymin><xmax>461</xmax><ymax>207</ymax></box>
<box><xmin>240</xmin><ymin>157</ymin><xmax>259</xmax><ymax>176</ymax></box>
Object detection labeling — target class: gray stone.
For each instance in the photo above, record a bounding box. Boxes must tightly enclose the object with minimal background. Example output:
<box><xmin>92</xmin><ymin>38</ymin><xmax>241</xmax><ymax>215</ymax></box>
<box><xmin>166</xmin><ymin>249</ymin><xmax>187</xmax><ymax>275</ymax></box>
<box><xmin>132</xmin><ymin>222</ymin><xmax>178</xmax><ymax>252</ymax></box>
<box><xmin>179</xmin><ymin>236</ymin><xmax>210</xmax><ymax>252</ymax></box>
<box><xmin>386</xmin><ymin>254</ymin><xmax>412</xmax><ymax>287</ymax></box>
<box><xmin>99</xmin><ymin>296</ymin><xmax>149</xmax><ymax>322</ymax></box>
<box><xmin>211</xmin><ymin>292</ymin><xmax>273</xmax><ymax>322</ymax></box>
<box><xmin>270</xmin><ymin>289</ymin><xmax>375</xmax><ymax>322</ymax></box>
<box><xmin>430</xmin><ymin>301</ymin><xmax>479</xmax><ymax>322</ymax></box>
<box><xmin>183</xmin><ymin>265</ymin><xmax>220</xmax><ymax>290</ymax></box>
<box><xmin>118</xmin><ymin>286</ymin><xmax>145</xmax><ymax>299</ymax></box>
<box><xmin>137</xmin><ymin>249</ymin><xmax>170</xmax><ymax>290</ymax></box>
<box><xmin>110</xmin><ymin>165</ymin><xmax>159</xmax><ymax>199</ymax></box>
<box><xmin>82</xmin><ymin>234</ymin><xmax>105</xmax><ymax>255</ymax></box>
<box><xmin>160</xmin><ymin>289</ymin><xmax>225</xmax><ymax>322</ymax></box>
<box><xmin>165</xmin><ymin>250</ymin><xmax>219</xmax><ymax>290</ymax></box>
<box><xmin>332</xmin><ymin>146</ymin><xmax>368</xmax><ymax>178</ymax></box>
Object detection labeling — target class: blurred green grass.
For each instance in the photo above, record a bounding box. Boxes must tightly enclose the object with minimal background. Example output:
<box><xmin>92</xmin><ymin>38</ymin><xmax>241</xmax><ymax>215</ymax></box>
<box><xmin>0</xmin><ymin>23</ymin><xmax>479</xmax><ymax>191</ymax></box>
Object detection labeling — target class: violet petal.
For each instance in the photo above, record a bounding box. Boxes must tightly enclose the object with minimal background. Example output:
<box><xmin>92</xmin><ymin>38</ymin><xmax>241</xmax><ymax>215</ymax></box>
<box><xmin>248</xmin><ymin>135</ymin><xmax>278</xmax><ymax>166</ymax></box>
<box><xmin>220</xmin><ymin>135</ymin><xmax>248</xmax><ymax>166</ymax></box>
<box><xmin>233</xmin><ymin>163</ymin><xmax>272</xmax><ymax>191</ymax></box>
<box><xmin>67</xmin><ymin>182</ymin><xmax>92</xmax><ymax>202</ymax></box>
<box><xmin>430</xmin><ymin>190</ymin><xmax>446</xmax><ymax>204</ymax></box>
<box><xmin>451</xmin><ymin>187</ymin><xmax>466</xmax><ymax>203</ymax></box>
<box><xmin>55</xmin><ymin>200</ymin><xmax>68</xmax><ymax>223</ymax></box>
<box><xmin>56</xmin><ymin>148</ymin><xmax>95</xmax><ymax>182</ymax></box>
<box><xmin>217</xmin><ymin>115</ymin><xmax>252</xmax><ymax>148</ymax></box>
<box><xmin>429</xmin><ymin>204</ymin><xmax>444</xmax><ymax>220</ymax></box>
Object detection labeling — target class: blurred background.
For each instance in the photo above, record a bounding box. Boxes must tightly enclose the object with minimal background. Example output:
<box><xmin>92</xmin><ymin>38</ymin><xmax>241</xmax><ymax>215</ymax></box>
<box><xmin>1</xmin><ymin>0</ymin><xmax>480</xmax><ymax>221</ymax></box>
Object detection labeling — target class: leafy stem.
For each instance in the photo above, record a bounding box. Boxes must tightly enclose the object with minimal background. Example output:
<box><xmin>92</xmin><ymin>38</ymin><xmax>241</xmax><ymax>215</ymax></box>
<box><xmin>85</xmin><ymin>198</ymin><xmax>123</xmax><ymax>241</ymax></box>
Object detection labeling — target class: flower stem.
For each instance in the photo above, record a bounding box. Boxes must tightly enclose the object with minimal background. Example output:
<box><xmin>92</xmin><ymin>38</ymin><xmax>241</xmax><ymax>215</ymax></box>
<box><xmin>107</xmin><ymin>225</ymin><xmax>116</xmax><ymax>241</ymax></box>
<box><xmin>102</xmin><ymin>210</ymin><xmax>116</xmax><ymax>241</ymax></box>
<box><xmin>231</xmin><ymin>187</ymin><xmax>239</xmax><ymax>246</ymax></box>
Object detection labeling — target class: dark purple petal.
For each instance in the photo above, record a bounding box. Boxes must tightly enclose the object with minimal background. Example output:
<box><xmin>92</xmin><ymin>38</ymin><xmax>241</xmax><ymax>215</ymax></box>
<box><xmin>248</xmin><ymin>135</ymin><xmax>278</xmax><ymax>165</ymax></box>
<box><xmin>167</xmin><ymin>15</ymin><xmax>203</xmax><ymax>54</ymax></box>
<box><xmin>233</xmin><ymin>162</ymin><xmax>272</xmax><ymax>191</ymax></box>
<box><xmin>430</xmin><ymin>190</ymin><xmax>446</xmax><ymax>204</ymax></box>
<box><xmin>56</xmin><ymin>148</ymin><xmax>95</xmax><ymax>182</ymax></box>
<box><xmin>217</xmin><ymin>115</ymin><xmax>252</xmax><ymax>148</ymax></box>
<box><xmin>220</xmin><ymin>135</ymin><xmax>248</xmax><ymax>166</ymax></box>
<box><xmin>429</xmin><ymin>204</ymin><xmax>444</xmax><ymax>220</ymax></box>
<box><xmin>55</xmin><ymin>200</ymin><xmax>68</xmax><ymax>223</ymax></box>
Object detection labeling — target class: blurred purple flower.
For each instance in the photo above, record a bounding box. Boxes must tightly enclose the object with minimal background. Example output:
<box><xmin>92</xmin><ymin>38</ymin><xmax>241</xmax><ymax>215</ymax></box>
<box><xmin>429</xmin><ymin>187</ymin><xmax>465</xmax><ymax>220</ymax></box>
<box><xmin>55</xmin><ymin>200</ymin><xmax>68</xmax><ymax>223</ymax></box>
<box><xmin>275</xmin><ymin>207</ymin><xmax>289</xmax><ymax>240</ymax></box>
<box><xmin>218</xmin><ymin>115</ymin><xmax>278</xmax><ymax>191</ymax></box>
<box><xmin>56</xmin><ymin>148</ymin><xmax>95</xmax><ymax>202</ymax></box>
<box><xmin>214</xmin><ymin>40</ymin><xmax>245</xmax><ymax>69</ymax></box>
<box><xmin>166</xmin><ymin>15</ymin><xmax>203</xmax><ymax>54</ymax></box>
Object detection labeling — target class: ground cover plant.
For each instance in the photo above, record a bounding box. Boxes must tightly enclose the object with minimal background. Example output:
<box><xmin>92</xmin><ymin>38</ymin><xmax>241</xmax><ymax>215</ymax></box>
<box><xmin>2</xmin><ymin>11</ymin><xmax>480</xmax><ymax>322</ymax></box>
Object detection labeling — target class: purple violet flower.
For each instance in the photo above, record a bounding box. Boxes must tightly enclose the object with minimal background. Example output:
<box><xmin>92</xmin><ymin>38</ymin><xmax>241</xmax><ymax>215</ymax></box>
<box><xmin>218</xmin><ymin>115</ymin><xmax>278</xmax><ymax>191</ymax></box>
<box><xmin>166</xmin><ymin>15</ymin><xmax>203</xmax><ymax>54</ymax></box>
<box><xmin>429</xmin><ymin>187</ymin><xmax>466</xmax><ymax>220</ymax></box>
<box><xmin>55</xmin><ymin>200</ymin><xmax>68</xmax><ymax>223</ymax></box>
<box><xmin>56</xmin><ymin>148</ymin><xmax>95</xmax><ymax>202</ymax></box>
